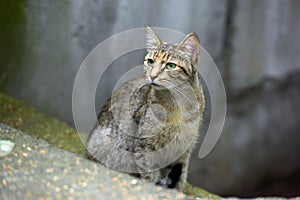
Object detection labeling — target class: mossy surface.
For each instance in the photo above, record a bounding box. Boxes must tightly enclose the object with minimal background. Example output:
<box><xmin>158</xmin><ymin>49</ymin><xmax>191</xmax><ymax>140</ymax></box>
<box><xmin>184</xmin><ymin>183</ymin><xmax>220</xmax><ymax>199</ymax></box>
<box><xmin>0</xmin><ymin>92</ymin><xmax>86</xmax><ymax>155</ymax></box>
<box><xmin>0</xmin><ymin>91</ymin><xmax>219</xmax><ymax>198</ymax></box>
<box><xmin>0</xmin><ymin>0</ymin><xmax>28</xmax><ymax>92</ymax></box>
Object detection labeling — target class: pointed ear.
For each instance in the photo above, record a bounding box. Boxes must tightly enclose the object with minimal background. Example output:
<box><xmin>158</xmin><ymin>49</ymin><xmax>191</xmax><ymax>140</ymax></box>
<box><xmin>145</xmin><ymin>25</ymin><xmax>162</xmax><ymax>49</ymax></box>
<box><xmin>177</xmin><ymin>33</ymin><xmax>200</xmax><ymax>65</ymax></box>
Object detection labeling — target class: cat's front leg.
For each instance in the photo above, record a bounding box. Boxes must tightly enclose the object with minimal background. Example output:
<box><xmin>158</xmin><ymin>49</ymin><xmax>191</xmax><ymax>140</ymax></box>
<box><xmin>140</xmin><ymin>170</ymin><xmax>161</xmax><ymax>183</ymax></box>
<box><xmin>135</xmin><ymin>153</ymin><xmax>162</xmax><ymax>183</ymax></box>
<box><xmin>173</xmin><ymin>151</ymin><xmax>191</xmax><ymax>191</ymax></box>
<box><xmin>157</xmin><ymin>151</ymin><xmax>190</xmax><ymax>191</ymax></box>
<box><xmin>157</xmin><ymin>163</ymin><xmax>183</xmax><ymax>189</ymax></box>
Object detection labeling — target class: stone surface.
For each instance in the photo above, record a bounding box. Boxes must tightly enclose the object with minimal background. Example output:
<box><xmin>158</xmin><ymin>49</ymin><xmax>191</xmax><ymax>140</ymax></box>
<box><xmin>0</xmin><ymin>92</ymin><xmax>86</xmax><ymax>156</ymax></box>
<box><xmin>0</xmin><ymin>123</ymin><xmax>193</xmax><ymax>200</ymax></box>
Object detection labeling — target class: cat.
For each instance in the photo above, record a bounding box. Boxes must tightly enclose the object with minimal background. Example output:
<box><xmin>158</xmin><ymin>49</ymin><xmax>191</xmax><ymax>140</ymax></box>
<box><xmin>87</xmin><ymin>26</ymin><xmax>205</xmax><ymax>191</ymax></box>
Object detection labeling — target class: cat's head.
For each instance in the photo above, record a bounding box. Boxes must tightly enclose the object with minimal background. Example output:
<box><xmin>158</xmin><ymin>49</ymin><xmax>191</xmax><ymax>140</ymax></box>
<box><xmin>144</xmin><ymin>25</ymin><xmax>200</xmax><ymax>90</ymax></box>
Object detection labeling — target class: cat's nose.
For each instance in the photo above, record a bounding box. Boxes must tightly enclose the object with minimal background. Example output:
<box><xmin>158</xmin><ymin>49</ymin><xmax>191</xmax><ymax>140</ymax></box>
<box><xmin>149</xmin><ymin>68</ymin><xmax>161</xmax><ymax>81</ymax></box>
<box><xmin>150</xmin><ymin>73</ymin><xmax>158</xmax><ymax>81</ymax></box>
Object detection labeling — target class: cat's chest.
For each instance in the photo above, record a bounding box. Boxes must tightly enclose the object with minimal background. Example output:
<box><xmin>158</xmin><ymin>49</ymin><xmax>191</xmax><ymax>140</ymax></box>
<box><xmin>108</xmin><ymin>79</ymin><xmax>201</xmax><ymax>141</ymax></box>
<box><xmin>136</xmin><ymin>108</ymin><xmax>200</xmax><ymax>153</ymax></box>
<box><xmin>136</xmin><ymin>102</ymin><xmax>200</xmax><ymax>138</ymax></box>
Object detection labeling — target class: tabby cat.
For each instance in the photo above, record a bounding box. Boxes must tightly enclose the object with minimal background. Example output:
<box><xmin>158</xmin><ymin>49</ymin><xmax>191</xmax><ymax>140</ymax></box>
<box><xmin>87</xmin><ymin>26</ymin><xmax>205</xmax><ymax>191</ymax></box>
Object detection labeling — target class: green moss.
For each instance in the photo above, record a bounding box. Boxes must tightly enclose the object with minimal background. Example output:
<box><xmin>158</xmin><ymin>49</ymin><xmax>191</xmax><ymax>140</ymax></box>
<box><xmin>0</xmin><ymin>0</ymin><xmax>28</xmax><ymax>91</ymax></box>
<box><xmin>0</xmin><ymin>92</ymin><xmax>86</xmax><ymax>155</ymax></box>
<box><xmin>184</xmin><ymin>182</ymin><xmax>220</xmax><ymax>199</ymax></box>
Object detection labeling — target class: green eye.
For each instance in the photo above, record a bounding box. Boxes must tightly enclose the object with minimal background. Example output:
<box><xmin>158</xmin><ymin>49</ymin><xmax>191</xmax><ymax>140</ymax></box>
<box><xmin>166</xmin><ymin>62</ymin><xmax>177</xmax><ymax>70</ymax></box>
<box><xmin>147</xmin><ymin>59</ymin><xmax>154</xmax><ymax>67</ymax></box>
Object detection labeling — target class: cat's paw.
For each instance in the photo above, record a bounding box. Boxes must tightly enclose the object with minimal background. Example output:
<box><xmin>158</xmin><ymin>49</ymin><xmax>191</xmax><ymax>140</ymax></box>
<box><xmin>156</xmin><ymin>177</ymin><xmax>172</xmax><ymax>188</ymax></box>
<box><xmin>157</xmin><ymin>163</ymin><xmax>183</xmax><ymax>189</ymax></box>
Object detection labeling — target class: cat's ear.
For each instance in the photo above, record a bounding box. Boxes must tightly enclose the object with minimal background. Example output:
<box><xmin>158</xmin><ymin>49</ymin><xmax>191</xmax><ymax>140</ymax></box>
<box><xmin>177</xmin><ymin>33</ymin><xmax>200</xmax><ymax>65</ymax></box>
<box><xmin>145</xmin><ymin>25</ymin><xmax>162</xmax><ymax>49</ymax></box>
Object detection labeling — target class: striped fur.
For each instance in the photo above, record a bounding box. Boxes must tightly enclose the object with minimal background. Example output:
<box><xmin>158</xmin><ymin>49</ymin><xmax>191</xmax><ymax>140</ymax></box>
<box><xmin>87</xmin><ymin>26</ymin><xmax>205</xmax><ymax>191</ymax></box>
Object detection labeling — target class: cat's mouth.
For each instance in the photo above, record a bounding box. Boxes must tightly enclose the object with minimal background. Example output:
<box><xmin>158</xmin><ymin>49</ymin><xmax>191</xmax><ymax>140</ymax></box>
<box><xmin>150</xmin><ymin>82</ymin><xmax>165</xmax><ymax>90</ymax></box>
<box><xmin>151</xmin><ymin>82</ymin><xmax>160</xmax><ymax>87</ymax></box>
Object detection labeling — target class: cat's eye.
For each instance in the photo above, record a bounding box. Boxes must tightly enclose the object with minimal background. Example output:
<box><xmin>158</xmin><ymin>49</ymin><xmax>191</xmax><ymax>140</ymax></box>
<box><xmin>147</xmin><ymin>59</ymin><xmax>154</xmax><ymax>67</ymax></box>
<box><xmin>166</xmin><ymin>62</ymin><xmax>177</xmax><ymax>70</ymax></box>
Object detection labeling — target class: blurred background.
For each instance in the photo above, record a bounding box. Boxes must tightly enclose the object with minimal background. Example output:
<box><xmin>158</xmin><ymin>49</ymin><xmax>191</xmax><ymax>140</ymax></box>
<box><xmin>1</xmin><ymin>0</ymin><xmax>300</xmax><ymax>197</ymax></box>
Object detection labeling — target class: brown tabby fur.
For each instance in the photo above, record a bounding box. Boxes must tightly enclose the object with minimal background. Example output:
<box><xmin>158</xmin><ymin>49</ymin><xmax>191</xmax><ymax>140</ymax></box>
<box><xmin>87</xmin><ymin>26</ymin><xmax>205</xmax><ymax>191</ymax></box>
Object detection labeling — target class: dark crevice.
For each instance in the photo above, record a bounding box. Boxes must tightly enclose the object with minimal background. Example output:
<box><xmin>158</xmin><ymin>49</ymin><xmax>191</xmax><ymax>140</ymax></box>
<box><xmin>228</xmin><ymin>68</ymin><xmax>300</xmax><ymax>102</ymax></box>
<box><xmin>221</xmin><ymin>0</ymin><xmax>237</xmax><ymax>97</ymax></box>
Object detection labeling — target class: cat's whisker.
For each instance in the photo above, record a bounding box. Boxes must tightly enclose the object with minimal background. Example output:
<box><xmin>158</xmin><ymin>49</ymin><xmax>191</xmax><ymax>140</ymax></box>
<box><xmin>135</xmin><ymin>79</ymin><xmax>151</xmax><ymax>90</ymax></box>
<box><xmin>160</xmin><ymin>80</ymin><xmax>194</xmax><ymax>105</ymax></box>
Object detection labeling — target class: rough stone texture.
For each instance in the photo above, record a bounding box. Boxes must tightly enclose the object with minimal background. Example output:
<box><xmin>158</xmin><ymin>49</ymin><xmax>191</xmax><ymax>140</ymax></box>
<box><xmin>0</xmin><ymin>123</ymin><xmax>194</xmax><ymax>200</ymax></box>
<box><xmin>0</xmin><ymin>92</ymin><xmax>86</xmax><ymax>156</ymax></box>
